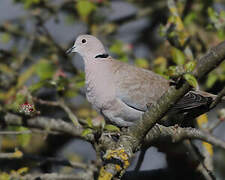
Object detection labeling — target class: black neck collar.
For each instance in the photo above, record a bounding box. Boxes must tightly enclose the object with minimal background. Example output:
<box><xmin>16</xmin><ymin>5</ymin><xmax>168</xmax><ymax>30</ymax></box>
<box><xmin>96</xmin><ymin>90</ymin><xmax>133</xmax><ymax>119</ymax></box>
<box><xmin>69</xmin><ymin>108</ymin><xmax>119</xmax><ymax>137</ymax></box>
<box><xmin>95</xmin><ymin>53</ymin><xmax>109</xmax><ymax>58</ymax></box>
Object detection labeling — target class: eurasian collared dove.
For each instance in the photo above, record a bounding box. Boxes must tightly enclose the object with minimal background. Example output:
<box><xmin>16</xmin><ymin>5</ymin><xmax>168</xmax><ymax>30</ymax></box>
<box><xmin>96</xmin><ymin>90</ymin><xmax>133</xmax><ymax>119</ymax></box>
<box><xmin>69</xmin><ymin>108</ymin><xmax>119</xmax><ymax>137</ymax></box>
<box><xmin>66</xmin><ymin>34</ymin><xmax>222</xmax><ymax>127</ymax></box>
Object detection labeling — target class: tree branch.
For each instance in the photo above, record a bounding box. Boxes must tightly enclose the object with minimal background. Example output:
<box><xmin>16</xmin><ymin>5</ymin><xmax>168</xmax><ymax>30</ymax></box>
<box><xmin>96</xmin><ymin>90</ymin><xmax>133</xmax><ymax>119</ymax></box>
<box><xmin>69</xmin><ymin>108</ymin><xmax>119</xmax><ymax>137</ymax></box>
<box><xmin>144</xmin><ymin>124</ymin><xmax>225</xmax><ymax>150</ymax></box>
<box><xmin>100</xmin><ymin>40</ymin><xmax>225</xmax><ymax>178</ymax></box>
<box><xmin>13</xmin><ymin>172</ymin><xmax>94</xmax><ymax>180</ymax></box>
<box><xmin>33</xmin><ymin>97</ymin><xmax>81</xmax><ymax>127</ymax></box>
<box><xmin>0</xmin><ymin>152</ymin><xmax>96</xmax><ymax>171</ymax></box>
<box><xmin>210</xmin><ymin>86</ymin><xmax>225</xmax><ymax>109</ymax></box>
<box><xmin>2</xmin><ymin>113</ymin><xmax>94</xmax><ymax>142</ymax></box>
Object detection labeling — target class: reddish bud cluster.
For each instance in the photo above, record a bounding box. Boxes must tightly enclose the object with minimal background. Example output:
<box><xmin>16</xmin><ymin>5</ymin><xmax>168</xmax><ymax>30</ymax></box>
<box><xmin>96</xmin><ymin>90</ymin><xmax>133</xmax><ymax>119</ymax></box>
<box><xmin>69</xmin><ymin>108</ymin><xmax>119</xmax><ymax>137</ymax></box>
<box><xmin>19</xmin><ymin>102</ymin><xmax>34</xmax><ymax>115</ymax></box>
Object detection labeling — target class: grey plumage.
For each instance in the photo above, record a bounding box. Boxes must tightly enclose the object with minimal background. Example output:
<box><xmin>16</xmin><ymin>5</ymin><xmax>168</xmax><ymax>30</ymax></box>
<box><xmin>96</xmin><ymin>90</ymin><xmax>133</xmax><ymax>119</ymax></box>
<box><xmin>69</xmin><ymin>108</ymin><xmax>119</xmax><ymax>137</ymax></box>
<box><xmin>67</xmin><ymin>34</ymin><xmax>218</xmax><ymax>127</ymax></box>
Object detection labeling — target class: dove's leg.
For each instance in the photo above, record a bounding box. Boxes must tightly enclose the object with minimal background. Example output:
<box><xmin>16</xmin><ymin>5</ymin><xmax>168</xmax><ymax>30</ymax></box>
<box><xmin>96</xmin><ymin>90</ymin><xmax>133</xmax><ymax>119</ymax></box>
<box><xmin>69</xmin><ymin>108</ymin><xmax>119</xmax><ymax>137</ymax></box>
<box><xmin>101</xmin><ymin>99</ymin><xmax>143</xmax><ymax>127</ymax></box>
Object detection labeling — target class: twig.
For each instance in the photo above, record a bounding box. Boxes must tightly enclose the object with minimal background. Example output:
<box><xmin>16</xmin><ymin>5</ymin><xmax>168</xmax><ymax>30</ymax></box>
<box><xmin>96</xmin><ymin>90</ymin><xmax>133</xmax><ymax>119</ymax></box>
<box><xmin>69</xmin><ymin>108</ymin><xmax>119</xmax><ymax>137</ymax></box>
<box><xmin>0</xmin><ymin>130</ymin><xmax>31</xmax><ymax>135</ymax></box>
<box><xmin>210</xmin><ymin>86</ymin><xmax>225</xmax><ymax>109</ymax></box>
<box><xmin>134</xmin><ymin>148</ymin><xmax>147</xmax><ymax>172</ymax></box>
<box><xmin>12</xmin><ymin>172</ymin><xmax>94</xmax><ymax>180</ymax></box>
<box><xmin>187</xmin><ymin>141</ymin><xmax>215</xmax><ymax>180</ymax></box>
<box><xmin>33</xmin><ymin>97</ymin><xmax>60</xmax><ymax>106</ymax></box>
<box><xmin>22</xmin><ymin>154</ymin><xmax>94</xmax><ymax>170</ymax></box>
<box><xmin>33</xmin><ymin>97</ymin><xmax>81</xmax><ymax>127</ymax></box>
<box><xmin>208</xmin><ymin>119</ymin><xmax>223</xmax><ymax>133</ymax></box>
<box><xmin>37</xmin><ymin>20</ymin><xmax>67</xmax><ymax>57</ymax></box>
<box><xmin>0</xmin><ymin>128</ymin><xmax>59</xmax><ymax>135</ymax></box>
<box><xmin>0</xmin><ymin>149</ymin><xmax>96</xmax><ymax>172</ymax></box>
<box><xmin>144</xmin><ymin>124</ymin><xmax>225</xmax><ymax>150</ymax></box>
<box><xmin>58</xmin><ymin>99</ymin><xmax>81</xmax><ymax>127</ymax></box>
<box><xmin>0</xmin><ymin>152</ymin><xmax>21</xmax><ymax>159</ymax></box>
<box><xmin>2</xmin><ymin>113</ymin><xmax>93</xmax><ymax>142</ymax></box>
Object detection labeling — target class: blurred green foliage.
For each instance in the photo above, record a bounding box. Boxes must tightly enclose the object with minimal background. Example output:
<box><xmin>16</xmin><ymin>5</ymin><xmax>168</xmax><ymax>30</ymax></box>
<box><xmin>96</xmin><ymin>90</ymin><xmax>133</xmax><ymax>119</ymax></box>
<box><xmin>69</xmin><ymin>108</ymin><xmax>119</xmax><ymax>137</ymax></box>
<box><xmin>109</xmin><ymin>40</ymin><xmax>129</xmax><ymax>62</ymax></box>
<box><xmin>208</xmin><ymin>7</ymin><xmax>225</xmax><ymax>39</ymax></box>
<box><xmin>171</xmin><ymin>47</ymin><xmax>186</xmax><ymax>65</ymax></box>
<box><xmin>76</xmin><ymin>0</ymin><xmax>96</xmax><ymax>21</ymax></box>
<box><xmin>35</xmin><ymin>59</ymin><xmax>55</xmax><ymax>80</ymax></box>
<box><xmin>134</xmin><ymin>58</ymin><xmax>149</xmax><ymax>69</ymax></box>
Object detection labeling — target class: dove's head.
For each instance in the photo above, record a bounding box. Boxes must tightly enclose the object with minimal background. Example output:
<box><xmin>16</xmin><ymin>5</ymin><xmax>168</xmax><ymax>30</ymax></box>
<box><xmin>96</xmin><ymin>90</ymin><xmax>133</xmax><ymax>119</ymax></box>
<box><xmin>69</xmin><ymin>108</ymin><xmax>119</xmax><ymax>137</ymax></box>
<box><xmin>66</xmin><ymin>34</ymin><xmax>106</xmax><ymax>58</ymax></box>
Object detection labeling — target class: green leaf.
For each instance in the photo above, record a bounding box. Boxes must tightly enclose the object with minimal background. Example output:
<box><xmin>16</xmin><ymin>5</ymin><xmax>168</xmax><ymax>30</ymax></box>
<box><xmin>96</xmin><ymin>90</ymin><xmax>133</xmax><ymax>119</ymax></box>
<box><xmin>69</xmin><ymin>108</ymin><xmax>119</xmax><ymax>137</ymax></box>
<box><xmin>135</xmin><ymin>58</ymin><xmax>149</xmax><ymax>69</ymax></box>
<box><xmin>76</xmin><ymin>80</ymin><xmax>85</xmax><ymax>88</ymax></box>
<box><xmin>17</xmin><ymin>126</ymin><xmax>31</xmax><ymax>148</ymax></box>
<box><xmin>23</xmin><ymin>0</ymin><xmax>40</xmax><ymax>9</ymax></box>
<box><xmin>183</xmin><ymin>73</ymin><xmax>198</xmax><ymax>88</ymax></box>
<box><xmin>17</xmin><ymin>167</ymin><xmax>29</xmax><ymax>175</ymax></box>
<box><xmin>0</xmin><ymin>172</ymin><xmax>10</xmax><ymax>180</ymax></box>
<box><xmin>208</xmin><ymin>7</ymin><xmax>218</xmax><ymax>23</ymax></box>
<box><xmin>76</xmin><ymin>0</ymin><xmax>96</xmax><ymax>20</ymax></box>
<box><xmin>104</xmin><ymin>124</ymin><xmax>120</xmax><ymax>132</ymax></box>
<box><xmin>82</xmin><ymin>128</ymin><xmax>93</xmax><ymax>137</ymax></box>
<box><xmin>167</xmin><ymin>66</ymin><xmax>177</xmax><ymax>77</ymax></box>
<box><xmin>85</xmin><ymin>118</ymin><xmax>93</xmax><ymax>128</ymax></box>
<box><xmin>153</xmin><ymin>57</ymin><xmax>167</xmax><ymax>75</ymax></box>
<box><xmin>184</xmin><ymin>61</ymin><xmax>196</xmax><ymax>72</ymax></box>
<box><xmin>158</xmin><ymin>24</ymin><xmax>167</xmax><ymax>37</ymax></box>
<box><xmin>167</xmin><ymin>65</ymin><xmax>184</xmax><ymax>78</ymax></box>
<box><xmin>119</xmin><ymin>55</ymin><xmax>129</xmax><ymax>62</ymax></box>
<box><xmin>219</xmin><ymin>73</ymin><xmax>225</xmax><ymax>81</ymax></box>
<box><xmin>171</xmin><ymin>47</ymin><xmax>186</xmax><ymax>65</ymax></box>
<box><xmin>29</xmin><ymin>81</ymin><xmax>46</xmax><ymax>93</ymax></box>
<box><xmin>206</xmin><ymin>73</ymin><xmax>218</xmax><ymax>88</ymax></box>
<box><xmin>56</xmin><ymin>76</ymin><xmax>69</xmax><ymax>92</ymax></box>
<box><xmin>109</xmin><ymin>41</ymin><xmax>129</xmax><ymax>62</ymax></box>
<box><xmin>220</xmin><ymin>10</ymin><xmax>225</xmax><ymax>19</ymax></box>
<box><xmin>184</xmin><ymin>12</ymin><xmax>197</xmax><ymax>26</ymax></box>
<box><xmin>8</xmin><ymin>93</ymin><xmax>26</xmax><ymax>111</ymax></box>
<box><xmin>65</xmin><ymin>89</ymin><xmax>78</xmax><ymax>98</ymax></box>
<box><xmin>221</xmin><ymin>61</ymin><xmax>225</xmax><ymax>72</ymax></box>
<box><xmin>109</xmin><ymin>41</ymin><xmax>124</xmax><ymax>55</ymax></box>
<box><xmin>217</xmin><ymin>29</ymin><xmax>225</xmax><ymax>40</ymax></box>
<box><xmin>36</xmin><ymin>59</ymin><xmax>55</xmax><ymax>80</ymax></box>
<box><xmin>1</xmin><ymin>33</ymin><xmax>11</xmax><ymax>43</ymax></box>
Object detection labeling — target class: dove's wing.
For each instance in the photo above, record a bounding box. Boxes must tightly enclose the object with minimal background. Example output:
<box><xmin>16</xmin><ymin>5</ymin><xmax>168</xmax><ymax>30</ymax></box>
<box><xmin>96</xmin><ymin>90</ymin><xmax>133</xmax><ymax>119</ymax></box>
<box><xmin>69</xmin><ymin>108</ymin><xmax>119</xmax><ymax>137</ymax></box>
<box><xmin>111</xmin><ymin>59</ymin><xmax>170</xmax><ymax>112</ymax></box>
<box><xmin>172</xmin><ymin>91</ymin><xmax>213</xmax><ymax>112</ymax></box>
<box><xmin>111</xmin><ymin>59</ymin><xmax>212</xmax><ymax>113</ymax></box>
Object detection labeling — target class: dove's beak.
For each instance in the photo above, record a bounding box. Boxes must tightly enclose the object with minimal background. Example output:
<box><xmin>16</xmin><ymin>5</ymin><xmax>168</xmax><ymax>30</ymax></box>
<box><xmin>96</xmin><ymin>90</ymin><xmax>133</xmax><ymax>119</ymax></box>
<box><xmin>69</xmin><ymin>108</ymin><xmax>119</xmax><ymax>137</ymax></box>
<box><xmin>66</xmin><ymin>46</ymin><xmax>76</xmax><ymax>54</ymax></box>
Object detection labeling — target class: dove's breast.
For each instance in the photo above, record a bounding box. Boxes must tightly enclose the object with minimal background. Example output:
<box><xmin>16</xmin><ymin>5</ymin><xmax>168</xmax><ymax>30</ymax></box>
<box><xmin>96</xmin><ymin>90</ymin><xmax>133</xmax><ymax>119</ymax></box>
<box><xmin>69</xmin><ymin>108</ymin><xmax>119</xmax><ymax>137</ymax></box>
<box><xmin>85</xmin><ymin>59</ymin><xmax>116</xmax><ymax>111</ymax></box>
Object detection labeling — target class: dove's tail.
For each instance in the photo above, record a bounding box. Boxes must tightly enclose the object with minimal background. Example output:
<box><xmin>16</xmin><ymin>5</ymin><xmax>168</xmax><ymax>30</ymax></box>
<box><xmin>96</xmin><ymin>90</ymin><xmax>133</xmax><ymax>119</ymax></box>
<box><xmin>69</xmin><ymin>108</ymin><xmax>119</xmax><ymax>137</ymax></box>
<box><xmin>194</xmin><ymin>90</ymin><xmax>225</xmax><ymax>103</ymax></box>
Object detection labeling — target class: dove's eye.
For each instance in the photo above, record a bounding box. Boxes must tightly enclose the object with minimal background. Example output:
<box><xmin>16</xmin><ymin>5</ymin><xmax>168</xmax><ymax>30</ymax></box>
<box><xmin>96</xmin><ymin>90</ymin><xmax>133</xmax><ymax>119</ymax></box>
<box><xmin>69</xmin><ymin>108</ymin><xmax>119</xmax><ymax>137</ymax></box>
<box><xmin>82</xmin><ymin>39</ymin><xmax>86</xmax><ymax>43</ymax></box>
